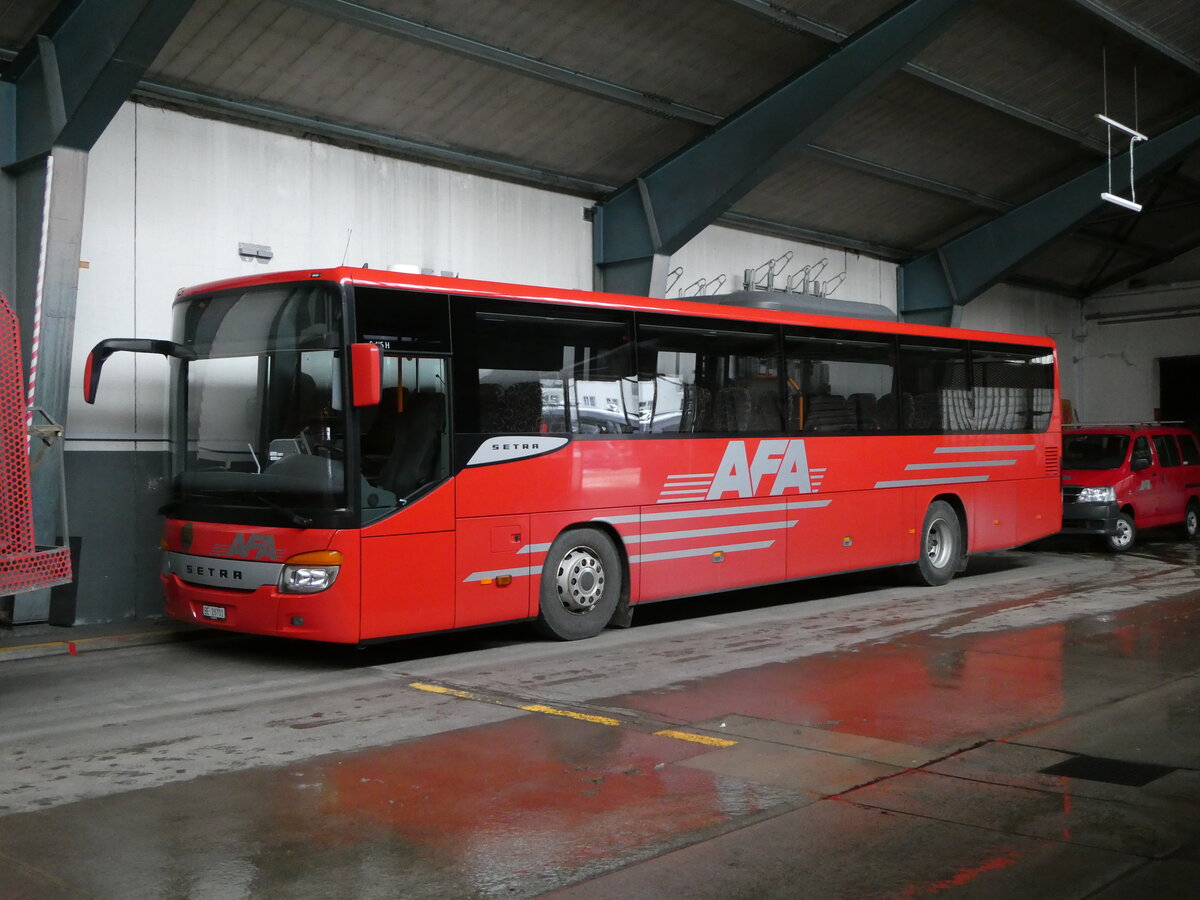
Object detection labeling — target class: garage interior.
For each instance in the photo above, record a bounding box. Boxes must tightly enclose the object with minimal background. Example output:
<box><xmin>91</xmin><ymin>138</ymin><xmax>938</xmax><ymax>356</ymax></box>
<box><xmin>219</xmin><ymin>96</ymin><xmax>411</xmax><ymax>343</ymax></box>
<box><xmin>2</xmin><ymin>0</ymin><xmax>1199</xmax><ymax>896</ymax></box>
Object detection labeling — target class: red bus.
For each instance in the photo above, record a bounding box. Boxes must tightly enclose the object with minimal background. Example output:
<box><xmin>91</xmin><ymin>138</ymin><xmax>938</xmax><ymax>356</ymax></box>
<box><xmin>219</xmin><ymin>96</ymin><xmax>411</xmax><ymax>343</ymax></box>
<box><xmin>84</xmin><ymin>267</ymin><xmax>1061</xmax><ymax>643</ymax></box>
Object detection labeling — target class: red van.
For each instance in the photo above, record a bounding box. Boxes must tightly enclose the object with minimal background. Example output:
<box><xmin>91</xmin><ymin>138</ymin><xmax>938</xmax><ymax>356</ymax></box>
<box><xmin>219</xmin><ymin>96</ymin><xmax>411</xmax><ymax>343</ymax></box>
<box><xmin>1061</xmin><ymin>424</ymin><xmax>1200</xmax><ymax>551</ymax></box>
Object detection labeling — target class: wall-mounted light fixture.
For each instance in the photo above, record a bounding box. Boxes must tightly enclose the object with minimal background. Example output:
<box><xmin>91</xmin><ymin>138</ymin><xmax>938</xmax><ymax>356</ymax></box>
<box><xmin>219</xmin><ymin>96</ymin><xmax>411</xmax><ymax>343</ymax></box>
<box><xmin>238</xmin><ymin>242</ymin><xmax>273</xmax><ymax>262</ymax></box>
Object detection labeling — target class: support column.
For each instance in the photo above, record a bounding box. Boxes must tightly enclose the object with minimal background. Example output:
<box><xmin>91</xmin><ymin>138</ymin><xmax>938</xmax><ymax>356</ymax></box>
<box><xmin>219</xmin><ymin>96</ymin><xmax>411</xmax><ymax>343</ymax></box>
<box><xmin>592</xmin><ymin>0</ymin><xmax>975</xmax><ymax>296</ymax></box>
<box><xmin>1</xmin><ymin>0</ymin><xmax>194</xmax><ymax>622</ymax></box>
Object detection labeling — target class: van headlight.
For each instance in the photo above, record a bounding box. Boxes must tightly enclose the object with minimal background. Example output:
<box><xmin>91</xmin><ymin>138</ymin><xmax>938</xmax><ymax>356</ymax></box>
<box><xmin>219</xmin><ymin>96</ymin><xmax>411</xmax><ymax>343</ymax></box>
<box><xmin>1077</xmin><ymin>486</ymin><xmax>1116</xmax><ymax>503</ymax></box>
<box><xmin>280</xmin><ymin>550</ymin><xmax>342</xmax><ymax>594</ymax></box>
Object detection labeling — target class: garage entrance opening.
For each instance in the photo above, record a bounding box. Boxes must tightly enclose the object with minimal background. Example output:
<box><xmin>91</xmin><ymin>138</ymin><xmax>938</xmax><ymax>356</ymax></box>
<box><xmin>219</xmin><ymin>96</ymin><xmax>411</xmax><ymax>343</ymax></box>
<box><xmin>1158</xmin><ymin>355</ymin><xmax>1200</xmax><ymax>432</ymax></box>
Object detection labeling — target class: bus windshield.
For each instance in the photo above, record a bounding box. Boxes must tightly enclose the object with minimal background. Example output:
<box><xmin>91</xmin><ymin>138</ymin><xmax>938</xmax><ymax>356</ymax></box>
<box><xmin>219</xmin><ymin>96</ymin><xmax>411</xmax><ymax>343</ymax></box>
<box><xmin>169</xmin><ymin>283</ymin><xmax>350</xmax><ymax>523</ymax></box>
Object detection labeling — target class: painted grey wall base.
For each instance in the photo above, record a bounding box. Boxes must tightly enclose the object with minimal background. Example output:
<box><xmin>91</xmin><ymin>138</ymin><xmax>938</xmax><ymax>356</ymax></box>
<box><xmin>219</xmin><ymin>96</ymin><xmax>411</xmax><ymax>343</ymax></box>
<box><xmin>62</xmin><ymin>449</ymin><xmax>170</xmax><ymax>624</ymax></box>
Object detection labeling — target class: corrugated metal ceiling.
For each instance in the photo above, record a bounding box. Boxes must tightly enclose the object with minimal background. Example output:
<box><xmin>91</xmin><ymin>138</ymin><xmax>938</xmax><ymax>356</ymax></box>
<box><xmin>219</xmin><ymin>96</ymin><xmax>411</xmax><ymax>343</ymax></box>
<box><xmin>6</xmin><ymin>0</ymin><xmax>1200</xmax><ymax>297</ymax></box>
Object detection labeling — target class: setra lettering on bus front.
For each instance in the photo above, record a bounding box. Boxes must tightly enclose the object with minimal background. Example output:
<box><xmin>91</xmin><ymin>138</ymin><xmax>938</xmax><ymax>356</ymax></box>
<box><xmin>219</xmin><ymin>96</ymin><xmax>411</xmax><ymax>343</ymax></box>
<box><xmin>707</xmin><ymin>439</ymin><xmax>812</xmax><ymax>499</ymax></box>
<box><xmin>185</xmin><ymin>564</ymin><xmax>243</xmax><ymax>581</ymax></box>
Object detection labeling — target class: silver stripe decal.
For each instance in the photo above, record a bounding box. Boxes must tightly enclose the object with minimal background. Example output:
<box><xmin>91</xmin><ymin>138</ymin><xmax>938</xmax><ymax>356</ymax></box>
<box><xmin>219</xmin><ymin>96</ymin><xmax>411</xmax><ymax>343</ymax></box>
<box><xmin>660</xmin><ymin>481</ymin><xmax>712</xmax><ymax>488</ymax></box>
<box><xmin>628</xmin><ymin>520</ymin><xmax>798</xmax><ymax>545</ymax></box>
<box><xmin>463</xmin><ymin>565</ymin><xmax>540</xmax><ymax>583</ymax></box>
<box><xmin>660</xmin><ymin>488</ymin><xmax>709</xmax><ymax>495</ymax></box>
<box><xmin>934</xmin><ymin>445</ymin><xmax>1034</xmax><ymax>453</ymax></box>
<box><xmin>874</xmin><ymin>475</ymin><xmax>990</xmax><ymax>488</ymax></box>
<box><xmin>516</xmin><ymin>542</ymin><xmax>553</xmax><ymax>555</ymax></box>
<box><xmin>667</xmin><ymin>473</ymin><xmax>715</xmax><ymax>479</ymax></box>
<box><xmin>599</xmin><ymin>502</ymin><xmax>792</xmax><ymax>525</ymax></box>
<box><xmin>905</xmin><ymin>460</ymin><xmax>1016</xmax><ymax>470</ymax></box>
<box><xmin>630</xmin><ymin>540</ymin><xmax>775</xmax><ymax>564</ymax></box>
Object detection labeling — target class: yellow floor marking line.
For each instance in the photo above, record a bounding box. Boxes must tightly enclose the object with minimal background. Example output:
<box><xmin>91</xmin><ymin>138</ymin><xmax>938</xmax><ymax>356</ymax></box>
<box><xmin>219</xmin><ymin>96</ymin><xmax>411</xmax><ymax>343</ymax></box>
<box><xmin>407</xmin><ymin>680</ymin><xmax>736</xmax><ymax>747</ymax></box>
<box><xmin>409</xmin><ymin>681</ymin><xmax>476</xmax><ymax>700</ymax></box>
<box><xmin>654</xmin><ymin>729</ymin><xmax>739</xmax><ymax>748</ymax></box>
<box><xmin>519</xmin><ymin>704</ymin><xmax>621</xmax><ymax>726</ymax></box>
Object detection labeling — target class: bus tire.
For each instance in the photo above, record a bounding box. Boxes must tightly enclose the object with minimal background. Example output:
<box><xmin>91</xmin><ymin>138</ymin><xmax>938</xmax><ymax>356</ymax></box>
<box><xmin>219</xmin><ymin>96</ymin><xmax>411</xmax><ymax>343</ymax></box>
<box><xmin>1104</xmin><ymin>511</ymin><xmax>1136</xmax><ymax>552</ymax></box>
<box><xmin>535</xmin><ymin>528</ymin><xmax>621</xmax><ymax>641</ymax></box>
<box><xmin>913</xmin><ymin>500</ymin><xmax>961</xmax><ymax>587</ymax></box>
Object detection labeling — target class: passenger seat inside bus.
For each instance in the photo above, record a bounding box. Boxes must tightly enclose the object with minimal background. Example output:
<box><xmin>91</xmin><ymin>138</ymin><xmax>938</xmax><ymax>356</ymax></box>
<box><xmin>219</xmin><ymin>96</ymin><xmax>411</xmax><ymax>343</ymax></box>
<box><xmin>377</xmin><ymin>389</ymin><xmax>446</xmax><ymax>497</ymax></box>
<box><xmin>803</xmin><ymin>394</ymin><xmax>857</xmax><ymax>432</ymax></box>
<box><xmin>479</xmin><ymin>381</ymin><xmax>543</xmax><ymax>432</ymax></box>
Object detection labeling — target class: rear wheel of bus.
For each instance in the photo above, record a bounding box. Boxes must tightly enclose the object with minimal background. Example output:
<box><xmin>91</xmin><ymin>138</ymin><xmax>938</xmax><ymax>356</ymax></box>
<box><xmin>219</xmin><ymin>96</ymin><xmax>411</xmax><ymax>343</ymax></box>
<box><xmin>913</xmin><ymin>500</ymin><xmax>962</xmax><ymax>586</ymax></box>
<box><xmin>536</xmin><ymin>527</ymin><xmax>622</xmax><ymax>640</ymax></box>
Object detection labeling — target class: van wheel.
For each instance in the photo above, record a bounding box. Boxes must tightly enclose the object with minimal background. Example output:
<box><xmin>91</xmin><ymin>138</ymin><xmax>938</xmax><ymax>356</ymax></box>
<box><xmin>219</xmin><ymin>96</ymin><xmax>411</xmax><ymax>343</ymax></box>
<box><xmin>912</xmin><ymin>501</ymin><xmax>961</xmax><ymax>587</ymax></box>
<box><xmin>1181</xmin><ymin>502</ymin><xmax>1200</xmax><ymax>541</ymax></box>
<box><xmin>1104</xmin><ymin>512</ymin><xmax>1136</xmax><ymax>552</ymax></box>
<box><xmin>535</xmin><ymin>528</ymin><xmax>621</xmax><ymax>641</ymax></box>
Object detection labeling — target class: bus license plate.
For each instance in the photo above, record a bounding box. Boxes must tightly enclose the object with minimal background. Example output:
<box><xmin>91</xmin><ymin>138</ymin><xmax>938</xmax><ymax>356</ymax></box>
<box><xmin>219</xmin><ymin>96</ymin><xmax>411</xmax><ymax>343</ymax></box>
<box><xmin>201</xmin><ymin>605</ymin><xmax>227</xmax><ymax>621</ymax></box>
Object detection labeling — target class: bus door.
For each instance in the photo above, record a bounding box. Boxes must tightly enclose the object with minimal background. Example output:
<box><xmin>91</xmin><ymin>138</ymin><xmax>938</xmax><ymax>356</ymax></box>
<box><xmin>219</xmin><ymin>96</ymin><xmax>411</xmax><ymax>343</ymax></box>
<box><xmin>358</xmin><ymin>353</ymin><xmax>456</xmax><ymax>639</ymax></box>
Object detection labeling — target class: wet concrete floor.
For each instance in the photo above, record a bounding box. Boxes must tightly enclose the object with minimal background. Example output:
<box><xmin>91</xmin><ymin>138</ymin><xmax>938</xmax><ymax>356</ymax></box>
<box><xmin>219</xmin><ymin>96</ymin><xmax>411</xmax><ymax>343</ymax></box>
<box><xmin>1</xmin><ymin>538</ymin><xmax>1198</xmax><ymax>898</ymax></box>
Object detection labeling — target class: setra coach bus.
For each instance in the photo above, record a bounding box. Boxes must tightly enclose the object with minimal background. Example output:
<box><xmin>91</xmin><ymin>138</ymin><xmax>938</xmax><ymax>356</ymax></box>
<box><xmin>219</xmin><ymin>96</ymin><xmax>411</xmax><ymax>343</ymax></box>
<box><xmin>84</xmin><ymin>267</ymin><xmax>1061</xmax><ymax>643</ymax></box>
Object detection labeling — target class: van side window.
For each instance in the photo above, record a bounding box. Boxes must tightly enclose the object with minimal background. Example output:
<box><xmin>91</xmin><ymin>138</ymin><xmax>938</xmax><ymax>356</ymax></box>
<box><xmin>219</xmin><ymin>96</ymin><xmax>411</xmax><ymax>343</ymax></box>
<box><xmin>1153</xmin><ymin>435</ymin><xmax>1181</xmax><ymax>467</ymax></box>
<box><xmin>1132</xmin><ymin>436</ymin><xmax>1152</xmax><ymax>467</ymax></box>
<box><xmin>1178</xmin><ymin>434</ymin><xmax>1200</xmax><ymax>465</ymax></box>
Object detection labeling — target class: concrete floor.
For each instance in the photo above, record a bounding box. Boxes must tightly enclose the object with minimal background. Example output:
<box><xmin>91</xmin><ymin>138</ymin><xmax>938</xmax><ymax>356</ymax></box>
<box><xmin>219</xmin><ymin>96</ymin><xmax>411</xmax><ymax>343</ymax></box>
<box><xmin>1</xmin><ymin>535</ymin><xmax>1198</xmax><ymax>898</ymax></box>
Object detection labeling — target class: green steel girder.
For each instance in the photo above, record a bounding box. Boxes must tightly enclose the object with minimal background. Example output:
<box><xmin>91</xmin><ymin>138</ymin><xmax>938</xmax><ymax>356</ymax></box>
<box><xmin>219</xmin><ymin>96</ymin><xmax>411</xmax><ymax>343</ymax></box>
<box><xmin>591</xmin><ymin>0</ymin><xmax>975</xmax><ymax>297</ymax></box>
<box><xmin>899</xmin><ymin>110</ymin><xmax>1200</xmax><ymax>319</ymax></box>
<box><xmin>2</xmin><ymin>0</ymin><xmax>194</xmax><ymax>169</ymax></box>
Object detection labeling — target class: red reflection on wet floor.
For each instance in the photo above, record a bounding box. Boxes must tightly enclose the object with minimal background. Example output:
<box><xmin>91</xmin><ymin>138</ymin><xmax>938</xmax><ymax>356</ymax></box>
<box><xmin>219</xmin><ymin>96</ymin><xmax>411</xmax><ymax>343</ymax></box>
<box><xmin>276</xmin><ymin>712</ymin><xmax>786</xmax><ymax>875</ymax></box>
<box><xmin>889</xmin><ymin>848</ymin><xmax>1021</xmax><ymax>898</ymax></box>
<box><xmin>602</xmin><ymin>626</ymin><xmax>1069</xmax><ymax>748</ymax></box>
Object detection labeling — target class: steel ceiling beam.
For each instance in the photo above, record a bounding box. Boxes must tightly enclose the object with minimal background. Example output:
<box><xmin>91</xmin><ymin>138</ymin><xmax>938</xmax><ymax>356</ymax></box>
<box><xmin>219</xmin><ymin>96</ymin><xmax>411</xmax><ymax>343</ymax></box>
<box><xmin>2</xmin><ymin>0</ymin><xmax>194</xmax><ymax>169</ymax></box>
<box><xmin>723</xmin><ymin>0</ymin><xmax>1107</xmax><ymax>153</ymax></box>
<box><xmin>1088</xmin><ymin>230</ymin><xmax>1200</xmax><ymax>296</ymax></box>
<box><xmin>899</xmin><ymin>109</ymin><xmax>1200</xmax><ymax>321</ymax></box>
<box><xmin>592</xmin><ymin>0</ymin><xmax>975</xmax><ymax>297</ymax></box>
<box><xmin>1068</xmin><ymin>0</ymin><xmax>1200</xmax><ymax>79</ymax></box>
<box><xmin>283</xmin><ymin>0</ymin><xmax>721</xmax><ymax>126</ymax></box>
<box><xmin>283</xmin><ymin>0</ymin><xmax>1016</xmax><ymax>220</ymax></box>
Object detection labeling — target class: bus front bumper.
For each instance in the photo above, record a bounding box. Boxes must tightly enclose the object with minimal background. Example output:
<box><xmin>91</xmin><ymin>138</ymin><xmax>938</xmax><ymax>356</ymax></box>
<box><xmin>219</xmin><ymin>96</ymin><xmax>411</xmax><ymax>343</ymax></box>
<box><xmin>163</xmin><ymin>574</ymin><xmax>359</xmax><ymax>643</ymax></box>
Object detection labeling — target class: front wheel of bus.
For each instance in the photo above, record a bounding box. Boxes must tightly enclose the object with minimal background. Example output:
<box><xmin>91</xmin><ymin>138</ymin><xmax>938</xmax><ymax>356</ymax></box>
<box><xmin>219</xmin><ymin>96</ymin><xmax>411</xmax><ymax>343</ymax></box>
<box><xmin>913</xmin><ymin>501</ymin><xmax>961</xmax><ymax>587</ymax></box>
<box><xmin>536</xmin><ymin>528</ymin><xmax>622</xmax><ymax>641</ymax></box>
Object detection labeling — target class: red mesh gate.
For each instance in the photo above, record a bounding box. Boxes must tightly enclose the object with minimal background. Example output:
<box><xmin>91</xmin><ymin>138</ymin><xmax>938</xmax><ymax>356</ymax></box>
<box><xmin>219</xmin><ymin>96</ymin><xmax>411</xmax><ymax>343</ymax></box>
<box><xmin>0</xmin><ymin>293</ymin><xmax>72</xmax><ymax>594</ymax></box>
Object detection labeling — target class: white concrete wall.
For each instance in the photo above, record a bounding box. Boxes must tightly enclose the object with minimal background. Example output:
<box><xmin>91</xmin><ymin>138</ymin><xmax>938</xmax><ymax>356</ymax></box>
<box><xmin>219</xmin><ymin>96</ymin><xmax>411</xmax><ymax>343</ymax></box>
<box><xmin>670</xmin><ymin>226</ymin><xmax>897</xmax><ymax>310</ymax></box>
<box><xmin>71</xmin><ymin>101</ymin><xmax>596</xmax><ymax>443</ymax></box>
<box><xmin>1073</xmin><ymin>283</ymin><xmax>1200</xmax><ymax>423</ymax></box>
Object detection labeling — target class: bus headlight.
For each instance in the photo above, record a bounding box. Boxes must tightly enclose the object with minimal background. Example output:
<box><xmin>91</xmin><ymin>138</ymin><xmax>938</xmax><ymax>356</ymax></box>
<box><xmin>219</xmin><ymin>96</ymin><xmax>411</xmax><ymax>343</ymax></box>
<box><xmin>280</xmin><ymin>550</ymin><xmax>342</xmax><ymax>594</ymax></box>
<box><xmin>1076</xmin><ymin>486</ymin><xmax>1116</xmax><ymax>503</ymax></box>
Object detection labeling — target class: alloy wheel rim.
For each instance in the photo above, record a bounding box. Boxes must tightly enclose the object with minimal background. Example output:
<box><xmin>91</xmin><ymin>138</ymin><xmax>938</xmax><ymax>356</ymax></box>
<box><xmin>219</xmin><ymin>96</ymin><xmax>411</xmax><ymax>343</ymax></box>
<box><xmin>555</xmin><ymin>546</ymin><xmax>605</xmax><ymax>614</ymax></box>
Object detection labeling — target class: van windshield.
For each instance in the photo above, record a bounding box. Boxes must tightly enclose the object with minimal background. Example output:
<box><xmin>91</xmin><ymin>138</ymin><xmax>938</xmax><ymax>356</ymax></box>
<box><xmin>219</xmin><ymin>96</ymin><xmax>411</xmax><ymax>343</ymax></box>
<box><xmin>1063</xmin><ymin>433</ymin><xmax>1129</xmax><ymax>470</ymax></box>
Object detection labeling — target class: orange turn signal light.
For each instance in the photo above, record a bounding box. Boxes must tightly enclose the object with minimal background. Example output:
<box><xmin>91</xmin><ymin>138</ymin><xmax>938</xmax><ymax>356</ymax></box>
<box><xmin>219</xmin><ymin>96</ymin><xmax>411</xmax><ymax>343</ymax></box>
<box><xmin>284</xmin><ymin>550</ymin><xmax>343</xmax><ymax>566</ymax></box>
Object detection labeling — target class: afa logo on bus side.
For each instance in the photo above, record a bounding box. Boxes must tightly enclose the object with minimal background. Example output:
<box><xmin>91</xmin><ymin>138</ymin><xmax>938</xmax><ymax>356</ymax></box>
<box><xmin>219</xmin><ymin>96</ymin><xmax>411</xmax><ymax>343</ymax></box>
<box><xmin>706</xmin><ymin>439</ymin><xmax>813</xmax><ymax>499</ymax></box>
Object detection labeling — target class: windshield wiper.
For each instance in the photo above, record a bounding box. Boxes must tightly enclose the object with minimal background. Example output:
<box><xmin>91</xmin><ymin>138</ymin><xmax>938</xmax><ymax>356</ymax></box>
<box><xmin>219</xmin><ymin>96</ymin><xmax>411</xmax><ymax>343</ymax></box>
<box><xmin>254</xmin><ymin>494</ymin><xmax>313</xmax><ymax>528</ymax></box>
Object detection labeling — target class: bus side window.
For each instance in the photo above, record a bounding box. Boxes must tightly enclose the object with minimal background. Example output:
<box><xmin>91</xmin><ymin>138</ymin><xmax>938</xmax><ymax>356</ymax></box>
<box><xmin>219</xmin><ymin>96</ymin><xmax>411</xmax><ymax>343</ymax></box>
<box><xmin>784</xmin><ymin>331</ymin><xmax>896</xmax><ymax>434</ymax></box>
<box><xmin>473</xmin><ymin>307</ymin><xmax>637</xmax><ymax>435</ymax></box>
<box><xmin>897</xmin><ymin>340</ymin><xmax>970</xmax><ymax>434</ymax></box>
<box><xmin>636</xmin><ymin>318</ymin><xmax>780</xmax><ymax>434</ymax></box>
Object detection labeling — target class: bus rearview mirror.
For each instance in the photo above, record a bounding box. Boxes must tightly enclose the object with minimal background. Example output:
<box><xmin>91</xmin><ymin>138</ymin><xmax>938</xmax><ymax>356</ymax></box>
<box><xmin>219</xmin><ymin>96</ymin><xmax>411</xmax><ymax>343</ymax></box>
<box><xmin>83</xmin><ymin>338</ymin><xmax>195</xmax><ymax>404</ymax></box>
<box><xmin>350</xmin><ymin>343</ymin><xmax>382</xmax><ymax>407</ymax></box>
